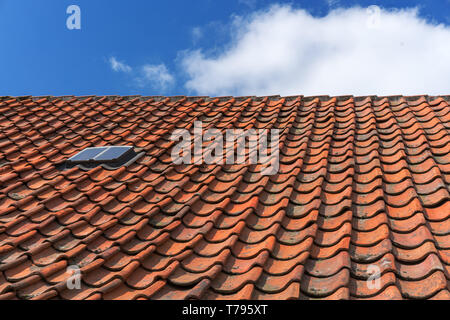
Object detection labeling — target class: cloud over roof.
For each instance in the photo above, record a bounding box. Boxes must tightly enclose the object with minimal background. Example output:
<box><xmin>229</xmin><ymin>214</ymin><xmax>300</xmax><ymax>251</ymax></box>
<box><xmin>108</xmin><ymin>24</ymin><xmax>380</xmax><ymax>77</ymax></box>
<box><xmin>181</xmin><ymin>5</ymin><xmax>450</xmax><ymax>96</ymax></box>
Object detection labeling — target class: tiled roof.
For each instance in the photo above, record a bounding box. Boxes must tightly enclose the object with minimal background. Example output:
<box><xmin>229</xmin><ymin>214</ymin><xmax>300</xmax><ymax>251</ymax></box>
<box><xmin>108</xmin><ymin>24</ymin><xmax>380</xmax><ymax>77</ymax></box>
<box><xmin>0</xmin><ymin>95</ymin><xmax>449</xmax><ymax>300</ymax></box>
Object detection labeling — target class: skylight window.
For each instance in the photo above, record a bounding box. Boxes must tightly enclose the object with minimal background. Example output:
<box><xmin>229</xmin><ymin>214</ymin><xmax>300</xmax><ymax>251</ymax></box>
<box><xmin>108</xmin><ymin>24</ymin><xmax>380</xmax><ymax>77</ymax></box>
<box><xmin>67</xmin><ymin>146</ymin><xmax>135</xmax><ymax>167</ymax></box>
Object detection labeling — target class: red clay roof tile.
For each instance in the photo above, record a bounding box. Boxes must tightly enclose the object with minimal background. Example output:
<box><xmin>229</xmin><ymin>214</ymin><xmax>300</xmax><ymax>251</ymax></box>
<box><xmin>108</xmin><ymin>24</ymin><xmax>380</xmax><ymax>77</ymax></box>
<box><xmin>0</xmin><ymin>95</ymin><xmax>449</xmax><ymax>300</ymax></box>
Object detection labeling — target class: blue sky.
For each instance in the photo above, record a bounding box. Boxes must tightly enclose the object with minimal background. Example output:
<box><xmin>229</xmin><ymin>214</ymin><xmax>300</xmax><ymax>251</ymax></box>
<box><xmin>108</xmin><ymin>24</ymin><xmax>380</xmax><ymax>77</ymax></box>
<box><xmin>1</xmin><ymin>0</ymin><xmax>450</xmax><ymax>96</ymax></box>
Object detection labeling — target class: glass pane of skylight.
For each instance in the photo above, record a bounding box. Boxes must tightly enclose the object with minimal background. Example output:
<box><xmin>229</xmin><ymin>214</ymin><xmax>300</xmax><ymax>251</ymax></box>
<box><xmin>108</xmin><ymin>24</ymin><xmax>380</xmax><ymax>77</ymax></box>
<box><xmin>68</xmin><ymin>147</ymin><xmax>108</xmax><ymax>162</ymax></box>
<box><xmin>94</xmin><ymin>146</ymin><xmax>133</xmax><ymax>161</ymax></box>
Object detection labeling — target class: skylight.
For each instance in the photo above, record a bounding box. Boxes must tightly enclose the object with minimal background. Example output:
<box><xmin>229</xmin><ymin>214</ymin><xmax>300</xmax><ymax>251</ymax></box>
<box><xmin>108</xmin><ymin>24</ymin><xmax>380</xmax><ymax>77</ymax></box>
<box><xmin>67</xmin><ymin>146</ymin><xmax>135</xmax><ymax>166</ymax></box>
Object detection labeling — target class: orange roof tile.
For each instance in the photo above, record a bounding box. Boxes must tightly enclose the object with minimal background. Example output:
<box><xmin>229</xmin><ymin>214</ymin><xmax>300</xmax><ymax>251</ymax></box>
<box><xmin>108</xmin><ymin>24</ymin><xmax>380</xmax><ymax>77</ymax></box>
<box><xmin>0</xmin><ymin>95</ymin><xmax>449</xmax><ymax>300</ymax></box>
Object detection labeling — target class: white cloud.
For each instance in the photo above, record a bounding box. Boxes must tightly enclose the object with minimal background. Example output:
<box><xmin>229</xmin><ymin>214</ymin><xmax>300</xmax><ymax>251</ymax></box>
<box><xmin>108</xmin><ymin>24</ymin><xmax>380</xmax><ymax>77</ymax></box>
<box><xmin>138</xmin><ymin>64</ymin><xmax>175</xmax><ymax>91</ymax></box>
<box><xmin>108</xmin><ymin>57</ymin><xmax>175</xmax><ymax>92</ymax></box>
<box><xmin>181</xmin><ymin>5</ymin><xmax>450</xmax><ymax>96</ymax></box>
<box><xmin>109</xmin><ymin>56</ymin><xmax>132</xmax><ymax>73</ymax></box>
<box><xmin>191</xmin><ymin>27</ymin><xmax>203</xmax><ymax>44</ymax></box>
<box><xmin>326</xmin><ymin>0</ymin><xmax>340</xmax><ymax>8</ymax></box>
<box><xmin>239</xmin><ymin>0</ymin><xmax>257</xmax><ymax>8</ymax></box>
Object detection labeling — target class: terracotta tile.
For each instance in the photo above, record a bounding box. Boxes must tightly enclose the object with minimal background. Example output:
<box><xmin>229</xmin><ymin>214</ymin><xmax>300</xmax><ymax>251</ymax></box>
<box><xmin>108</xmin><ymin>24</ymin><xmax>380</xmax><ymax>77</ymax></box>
<box><xmin>127</xmin><ymin>262</ymin><xmax>178</xmax><ymax>289</ymax></box>
<box><xmin>253</xmin><ymin>281</ymin><xmax>300</xmax><ymax>300</ymax></box>
<box><xmin>151</xmin><ymin>279</ymin><xmax>211</xmax><ymax>300</ymax></box>
<box><xmin>398</xmin><ymin>271</ymin><xmax>448</xmax><ymax>299</ymax></box>
<box><xmin>305</xmin><ymin>251</ymin><xmax>350</xmax><ymax>277</ymax></box>
<box><xmin>300</xmin><ymin>268</ymin><xmax>350</xmax><ymax>298</ymax></box>
<box><xmin>169</xmin><ymin>264</ymin><xmax>222</xmax><ymax>287</ymax></box>
<box><xmin>211</xmin><ymin>266</ymin><xmax>263</xmax><ymax>293</ymax></box>
<box><xmin>349</xmin><ymin>272</ymin><xmax>397</xmax><ymax>298</ymax></box>
<box><xmin>393</xmin><ymin>241</ymin><xmax>438</xmax><ymax>263</ymax></box>
<box><xmin>255</xmin><ymin>265</ymin><xmax>304</xmax><ymax>293</ymax></box>
<box><xmin>353</xmin><ymin>285</ymin><xmax>403</xmax><ymax>300</ymax></box>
